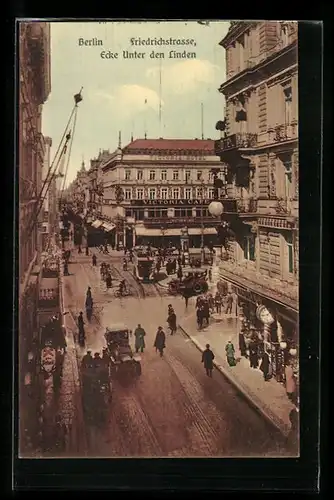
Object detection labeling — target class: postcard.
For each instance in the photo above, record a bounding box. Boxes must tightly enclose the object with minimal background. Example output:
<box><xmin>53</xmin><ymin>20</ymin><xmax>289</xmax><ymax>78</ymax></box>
<box><xmin>18</xmin><ymin>20</ymin><xmax>299</xmax><ymax>459</ymax></box>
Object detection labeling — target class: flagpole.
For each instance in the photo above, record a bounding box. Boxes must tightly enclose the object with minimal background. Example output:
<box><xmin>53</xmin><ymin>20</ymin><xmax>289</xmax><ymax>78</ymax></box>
<box><xmin>159</xmin><ymin>58</ymin><xmax>162</xmax><ymax>137</ymax></box>
<box><xmin>201</xmin><ymin>102</ymin><xmax>204</xmax><ymax>139</ymax></box>
<box><xmin>144</xmin><ymin>98</ymin><xmax>147</xmax><ymax>139</ymax></box>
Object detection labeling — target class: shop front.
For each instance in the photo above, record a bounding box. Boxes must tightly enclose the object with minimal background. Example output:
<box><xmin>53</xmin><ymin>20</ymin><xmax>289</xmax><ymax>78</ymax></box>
<box><xmin>231</xmin><ymin>284</ymin><xmax>299</xmax><ymax>383</ymax></box>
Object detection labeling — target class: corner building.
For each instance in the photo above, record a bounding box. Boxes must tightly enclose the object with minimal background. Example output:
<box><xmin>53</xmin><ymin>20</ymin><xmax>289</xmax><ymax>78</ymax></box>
<box><xmin>215</xmin><ymin>21</ymin><xmax>299</xmax><ymax>382</ymax></box>
<box><xmin>101</xmin><ymin>138</ymin><xmax>224</xmax><ymax>249</ymax></box>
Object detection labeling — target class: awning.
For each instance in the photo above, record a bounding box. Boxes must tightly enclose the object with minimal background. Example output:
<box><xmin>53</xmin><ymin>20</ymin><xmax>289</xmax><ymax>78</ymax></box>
<box><xmin>135</xmin><ymin>227</ymin><xmax>183</xmax><ymax>237</ymax></box>
<box><xmin>188</xmin><ymin>227</ymin><xmax>217</xmax><ymax>236</ymax></box>
<box><xmin>102</xmin><ymin>222</ymin><xmax>116</xmax><ymax>232</ymax></box>
<box><xmin>91</xmin><ymin>219</ymin><xmax>103</xmax><ymax>229</ymax></box>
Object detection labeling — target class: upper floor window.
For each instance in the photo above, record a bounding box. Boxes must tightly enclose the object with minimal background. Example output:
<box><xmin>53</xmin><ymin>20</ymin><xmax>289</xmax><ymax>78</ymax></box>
<box><xmin>136</xmin><ymin>188</ymin><xmax>144</xmax><ymax>200</ymax></box>
<box><xmin>149</xmin><ymin>188</ymin><xmax>156</xmax><ymax>200</ymax></box>
<box><xmin>137</xmin><ymin>170</ymin><xmax>143</xmax><ymax>180</ymax></box>
<box><xmin>283</xmin><ymin>86</ymin><xmax>292</xmax><ymax>125</ymax></box>
<box><xmin>161</xmin><ymin>188</ymin><xmax>168</xmax><ymax>200</ymax></box>
<box><xmin>208</xmin><ymin>188</ymin><xmax>215</xmax><ymax>199</ymax></box>
<box><xmin>172</xmin><ymin>188</ymin><xmax>180</xmax><ymax>199</ymax></box>
<box><xmin>196</xmin><ymin>187</ymin><xmax>204</xmax><ymax>199</ymax></box>
<box><xmin>281</xmin><ymin>24</ymin><xmax>289</xmax><ymax>47</ymax></box>
<box><xmin>161</xmin><ymin>169</ymin><xmax>167</xmax><ymax>181</ymax></box>
<box><xmin>285</xmin><ymin>233</ymin><xmax>294</xmax><ymax>273</ymax></box>
<box><xmin>243</xmin><ymin>235</ymin><xmax>256</xmax><ymax>262</ymax></box>
<box><xmin>124</xmin><ymin>189</ymin><xmax>132</xmax><ymax>200</ymax></box>
<box><xmin>149</xmin><ymin>170</ymin><xmax>156</xmax><ymax>181</ymax></box>
<box><xmin>184</xmin><ymin>187</ymin><xmax>192</xmax><ymax>200</ymax></box>
<box><xmin>185</xmin><ymin>170</ymin><xmax>191</xmax><ymax>182</ymax></box>
<box><xmin>173</xmin><ymin>170</ymin><xmax>179</xmax><ymax>181</ymax></box>
<box><xmin>125</xmin><ymin>169</ymin><xmax>131</xmax><ymax>180</ymax></box>
<box><xmin>197</xmin><ymin>170</ymin><xmax>203</xmax><ymax>181</ymax></box>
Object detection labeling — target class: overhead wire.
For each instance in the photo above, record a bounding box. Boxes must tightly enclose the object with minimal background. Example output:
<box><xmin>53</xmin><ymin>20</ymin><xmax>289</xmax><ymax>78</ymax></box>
<box><xmin>59</xmin><ymin>106</ymin><xmax>79</xmax><ymax>206</ymax></box>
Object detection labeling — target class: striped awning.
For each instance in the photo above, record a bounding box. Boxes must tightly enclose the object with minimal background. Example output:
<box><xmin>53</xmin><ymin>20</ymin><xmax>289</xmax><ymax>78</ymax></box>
<box><xmin>91</xmin><ymin>219</ymin><xmax>103</xmax><ymax>229</ymax></box>
<box><xmin>102</xmin><ymin>222</ymin><xmax>116</xmax><ymax>232</ymax></box>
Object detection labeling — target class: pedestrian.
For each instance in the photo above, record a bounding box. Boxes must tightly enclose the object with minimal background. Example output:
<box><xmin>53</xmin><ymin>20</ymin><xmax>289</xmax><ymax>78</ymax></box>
<box><xmin>63</xmin><ymin>261</ymin><xmax>69</xmax><ymax>276</ymax></box>
<box><xmin>239</xmin><ymin>332</ymin><xmax>247</xmax><ymax>357</ymax></box>
<box><xmin>167</xmin><ymin>309</ymin><xmax>177</xmax><ymax>335</ymax></box>
<box><xmin>134</xmin><ymin>324</ymin><xmax>146</xmax><ymax>353</ymax></box>
<box><xmin>249</xmin><ymin>340</ymin><xmax>259</xmax><ymax>368</ymax></box>
<box><xmin>92</xmin><ymin>254</ymin><xmax>97</xmax><ymax>266</ymax></box>
<box><xmin>78</xmin><ymin>245</ymin><xmax>82</xmax><ymax>254</ymax></box>
<box><xmin>201</xmin><ymin>344</ymin><xmax>215</xmax><ymax>377</ymax></box>
<box><xmin>285</xmin><ymin>361</ymin><xmax>297</xmax><ymax>403</ymax></box>
<box><xmin>196</xmin><ymin>306</ymin><xmax>204</xmax><ymax>329</ymax></box>
<box><xmin>208</xmin><ymin>268</ymin><xmax>212</xmax><ymax>281</ymax></box>
<box><xmin>85</xmin><ymin>246</ymin><xmax>89</xmax><ymax>256</ymax></box>
<box><xmin>225</xmin><ymin>292</ymin><xmax>233</xmax><ymax>314</ymax></box>
<box><xmin>78</xmin><ymin>312</ymin><xmax>85</xmax><ymax>347</ymax></box>
<box><xmin>260</xmin><ymin>351</ymin><xmax>272</xmax><ymax>381</ymax></box>
<box><xmin>177</xmin><ymin>266</ymin><xmax>183</xmax><ymax>280</ymax></box>
<box><xmin>215</xmin><ymin>292</ymin><xmax>222</xmax><ymax>314</ymax></box>
<box><xmin>183</xmin><ymin>287</ymin><xmax>192</xmax><ymax>308</ymax></box>
<box><xmin>225</xmin><ymin>340</ymin><xmax>236</xmax><ymax>366</ymax></box>
<box><xmin>154</xmin><ymin>326</ymin><xmax>166</xmax><ymax>357</ymax></box>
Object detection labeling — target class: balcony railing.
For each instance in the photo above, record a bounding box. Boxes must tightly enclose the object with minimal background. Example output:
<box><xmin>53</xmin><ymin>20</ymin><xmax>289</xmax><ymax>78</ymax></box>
<box><xmin>268</xmin><ymin>122</ymin><xmax>298</xmax><ymax>143</ymax></box>
<box><xmin>237</xmin><ymin>198</ymin><xmax>258</xmax><ymax>213</ymax></box>
<box><xmin>218</xmin><ymin>259</ymin><xmax>298</xmax><ymax>309</ymax></box>
<box><xmin>215</xmin><ymin>133</ymin><xmax>258</xmax><ymax>154</ymax></box>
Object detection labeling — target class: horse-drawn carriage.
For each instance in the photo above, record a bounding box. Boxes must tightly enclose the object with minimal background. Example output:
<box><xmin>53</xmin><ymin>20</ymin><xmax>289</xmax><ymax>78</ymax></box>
<box><xmin>104</xmin><ymin>323</ymin><xmax>142</xmax><ymax>378</ymax></box>
<box><xmin>168</xmin><ymin>268</ymin><xmax>209</xmax><ymax>296</ymax></box>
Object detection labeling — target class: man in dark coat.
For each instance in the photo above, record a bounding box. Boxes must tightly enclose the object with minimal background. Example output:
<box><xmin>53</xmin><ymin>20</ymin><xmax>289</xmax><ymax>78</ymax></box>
<box><xmin>154</xmin><ymin>327</ymin><xmax>166</xmax><ymax>357</ymax></box>
<box><xmin>78</xmin><ymin>312</ymin><xmax>85</xmax><ymax>346</ymax></box>
<box><xmin>202</xmin><ymin>344</ymin><xmax>215</xmax><ymax>377</ymax></box>
<box><xmin>167</xmin><ymin>310</ymin><xmax>177</xmax><ymax>335</ymax></box>
<box><xmin>260</xmin><ymin>351</ymin><xmax>271</xmax><ymax>381</ymax></box>
<box><xmin>134</xmin><ymin>324</ymin><xmax>146</xmax><ymax>353</ymax></box>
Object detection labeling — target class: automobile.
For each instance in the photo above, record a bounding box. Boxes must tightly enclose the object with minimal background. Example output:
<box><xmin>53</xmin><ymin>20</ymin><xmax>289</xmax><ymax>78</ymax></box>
<box><xmin>104</xmin><ymin>323</ymin><xmax>142</xmax><ymax>378</ymax></box>
<box><xmin>168</xmin><ymin>268</ymin><xmax>209</xmax><ymax>296</ymax></box>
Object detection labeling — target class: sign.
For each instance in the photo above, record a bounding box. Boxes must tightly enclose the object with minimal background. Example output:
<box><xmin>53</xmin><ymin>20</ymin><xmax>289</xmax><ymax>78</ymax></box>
<box><xmin>256</xmin><ymin>304</ymin><xmax>275</xmax><ymax>325</ymax></box>
<box><xmin>150</xmin><ymin>154</ymin><xmax>208</xmax><ymax>161</ymax></box>
<box><xmin>130</xmin><ymin>199</ymin><xmax>212</xmax><ymax>207</ymax></box>
<box><xmin>41</xmin><ymin>346</ymin><xmax>56</xmax><ymax>373</ymax></box>
<box><xmin>217</xmin><ymin>135</ymin><xmax>237</xmax><ymax>152</ymax></box>
<box><xmin>234</xmin><ymin>286</ymin><xmax>263</xmax><ymax>305</ymax></box>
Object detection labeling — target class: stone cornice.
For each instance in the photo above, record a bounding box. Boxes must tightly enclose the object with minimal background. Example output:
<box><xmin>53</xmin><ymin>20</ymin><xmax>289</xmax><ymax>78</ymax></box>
<box><xmin>219</xmin><ymin>21</ymin><xmax>257</xmax><ymax>48</ymax></box>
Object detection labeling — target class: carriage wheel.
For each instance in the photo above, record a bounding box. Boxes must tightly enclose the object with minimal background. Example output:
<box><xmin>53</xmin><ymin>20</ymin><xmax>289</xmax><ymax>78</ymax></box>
<box><xmin>168</xmin><ymin>283</ymin><xmax>178</xmax><ymax>295</ymax></box>
<box><xmin>193</xmin><ymin>283</ymin><xmax>203</xmax><ymax>295</ymax></box>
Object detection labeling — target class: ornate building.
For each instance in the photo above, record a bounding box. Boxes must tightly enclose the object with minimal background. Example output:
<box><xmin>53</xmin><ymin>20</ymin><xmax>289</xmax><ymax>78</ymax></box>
<box><xmin>19</xmin><ymin>21</ymin><xmax>51</xmax><ymax>454</ymax></box>
<box><xmin>100</xmin><ymin>137</ymin><xmax>225</xmax><ymax>248</ymax></box>
<box><xmin>215</xmin><ymin>21</ymin><xmax>298</xmax><ymax>381</ymax></box>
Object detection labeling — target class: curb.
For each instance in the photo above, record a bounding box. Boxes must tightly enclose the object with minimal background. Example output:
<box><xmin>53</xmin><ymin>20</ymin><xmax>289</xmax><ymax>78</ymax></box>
<box><xmin>59</xmin><ymin>267</ymin><xmax>89</xmax><ymax>456</ymax></box>
<box><xmin>178</xmin><ymin>322</ymin><xmax>290</xmax><ymax>437</ymax></box>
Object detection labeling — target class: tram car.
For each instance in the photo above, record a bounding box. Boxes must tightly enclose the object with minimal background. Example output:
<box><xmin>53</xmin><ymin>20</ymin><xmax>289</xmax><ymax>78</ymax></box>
<box><xmin>132</xmin><ymin>245</ymin><xmax>157</xmax><ymax>282</ymax></box>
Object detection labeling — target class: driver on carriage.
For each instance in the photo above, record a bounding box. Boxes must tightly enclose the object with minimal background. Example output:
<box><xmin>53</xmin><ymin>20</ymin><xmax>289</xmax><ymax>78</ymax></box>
<box><xmin>118</xmin><ymin>279</ymin><xmax>127</xmax><ymax>296</ymax></box>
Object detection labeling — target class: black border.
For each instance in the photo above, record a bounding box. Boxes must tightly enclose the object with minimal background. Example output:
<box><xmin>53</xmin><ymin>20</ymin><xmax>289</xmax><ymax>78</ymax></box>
<box><xmin>6</xmin><ymin>17</ymin><xmax>323</xmax><ymax>493</ymax></box>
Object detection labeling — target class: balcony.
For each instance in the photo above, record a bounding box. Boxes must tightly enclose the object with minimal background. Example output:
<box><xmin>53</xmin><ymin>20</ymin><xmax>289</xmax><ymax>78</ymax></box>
<box><xmin>218</xmin><ymin>259</ymin><xmax>298</xmax><ymax>311</ymax></box>
<box><xmin>215</xmin><ymin>133</ymin><xmax>258</xmax><ymax>155</ymax></box>
<box><xmin>268</xmin><ymin>121</ymin><xmax>298</xmax><ymax>143</ymax></box>
<box><xmin>236</xmin><ymin>198</ymin><xmax>258</xmax><ymax>214</ymax></box>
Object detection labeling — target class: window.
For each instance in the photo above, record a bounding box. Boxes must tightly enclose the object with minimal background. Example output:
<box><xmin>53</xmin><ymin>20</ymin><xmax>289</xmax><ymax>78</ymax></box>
<box><xmin>184</xmin><ymin>188</ymin><xmax>192</xmax><ymax>199</ymax></box>
<box><xmin>243</xmin><ymin>235</ymin><xmax>255</xmax><ymax>261</ymax></box>
<box><xmin>208</xmin><ymin>188</ymin><xmax>215</xmax><ymax>199</ymax></box>
<box><xmin>124</xmin><ymin>188</ymin><xmax>132</xmax><ymax>200</ymax></box>
<box><xmin>286</xmin><ymin>233</ymin><xmax>294</xmax><ymax>273</ymax></box>
<box><xmin>149</xmin><ymin>188</ymin><xmax>156</xmax><ymax>200</ymax></box>
<box><xmin>196</xmin><ymin>187</ymin><xmax>204</xmax><ymax>199</ymax></box>
<box><xmin>185</xmin><ymin>170</ymin><xmax>191</xmax><ymax>182</ymax></box>
<box><xmin>161</xmin><ymin>169</ymin><xmax>167</xmax><ymax>181</ymax></box>
<box><xmin>125</xmin><ymin>169</ymin><xmax>131</xmax><ymax>180</ymax></box>
<box><xmin>283</xmin><ymin>157</ymin><xmax>292</xmax><ymax>199</ymax></box>
<box><xmin>125</xmin><ymin>209</ymin><xmax>132</xmax><ymax>218</ymax></box>
<box><xmin>197</xmin><ymin>170</ymin><xmax>203</xmax><ymax>181</ymax></box>
<box><xmin>136</xmin><ymin>188</ymin><xmax>144</xmax><ymax>200</ymax></box>
<box><xmin>195</xmin><ymin>208</ymin><xmax>209</xmax><ymax>217</ymax></box>
<box><xmin>174</xmin><ymin>208</ymin><xmax>193</xmax><ymax>217</ymax></box>
<box><xmin>281</xmin><ymin>24</ymin><xmax>289</xmax><ymax>47</ymax></box>
<box><xmin>284</xmin><ymin>86</ymin><xmax>292</xmax><ymax>125</ymax></box>
<box><xmin>149</xmin><ymin>170</ymin><xmax>156</xmax><ymax>181</ymax></box>
<box><xmin>161</xmin><ymin>188</ymin><xmax>168</xmax><ymax>199</ymax></box>
<box><xmin>173</xmin><ymin>170</ymin><xmax>179</xmax><ymax>181</ymax></box>
<box><xmin>137</xmin><ymin>170</ymin><xmax>143</xmax><ymax>180</ymax></box>
<box><xmin>172</xmin><ymin>188</ymin><xmax>180</xmax><ymax>199</ymax></box>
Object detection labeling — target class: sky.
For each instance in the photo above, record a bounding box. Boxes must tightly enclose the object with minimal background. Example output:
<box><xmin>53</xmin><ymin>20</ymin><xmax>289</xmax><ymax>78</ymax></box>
<box><xmin>41</xmin><ymin>21</ymin><xmax>230</xmax><ymax>185</ymax></box>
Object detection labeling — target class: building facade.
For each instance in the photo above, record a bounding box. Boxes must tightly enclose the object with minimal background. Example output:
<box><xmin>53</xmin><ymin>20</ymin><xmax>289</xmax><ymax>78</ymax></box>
<box><xmin>215</xmin><ymin>21</ymin><xmax>298</xmax><ymax>382</ymax></box>
<box><xmin>19</xmin><ymin>21</ymin><xmax>51</xmax><ymax>453</ymax></box>
<box><xmin>40</xmin><ymin>136</ymin><xmax>55</xmax><ymax>249</ymax></box>
<box><xmin>101</xmin><ymin>138</ymin><xmax>226</xmax><ymax>249</ymax></box>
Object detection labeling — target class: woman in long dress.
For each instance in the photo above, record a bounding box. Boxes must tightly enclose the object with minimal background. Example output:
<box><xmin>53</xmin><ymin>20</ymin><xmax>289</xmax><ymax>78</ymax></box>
<box><xmin>225</xmin><ymin>340</ymin><xmax>236</xmax><ymax>366</ymax></box>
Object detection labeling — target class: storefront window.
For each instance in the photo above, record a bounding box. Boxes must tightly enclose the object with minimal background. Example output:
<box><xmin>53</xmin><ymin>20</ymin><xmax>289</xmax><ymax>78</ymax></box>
<box><xmin>243</xmin><ymin>235</ymin><xmax>255</xmax><ymax>261</ymax></box>
<box><xmin>175</xmin><ymin>208</ymin><xmax>193</xmax><ymax>217</ymax></box>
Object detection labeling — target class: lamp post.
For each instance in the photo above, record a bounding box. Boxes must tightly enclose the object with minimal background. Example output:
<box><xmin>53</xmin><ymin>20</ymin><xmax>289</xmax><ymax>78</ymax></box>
<box><xmin>200</xmin><ymin>178</ymin><xmax>205</xmax><ymax>264</ymax></box>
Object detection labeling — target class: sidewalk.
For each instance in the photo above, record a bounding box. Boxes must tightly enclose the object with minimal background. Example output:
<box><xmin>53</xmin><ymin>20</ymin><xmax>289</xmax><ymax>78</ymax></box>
<box><xmin>178</xmin><ymin>313</ymin><xmax>295</xmax><ymax>436</ymax></box>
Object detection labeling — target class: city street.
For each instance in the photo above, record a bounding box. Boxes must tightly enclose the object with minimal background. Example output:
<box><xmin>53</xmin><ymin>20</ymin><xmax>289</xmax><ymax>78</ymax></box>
<box><xmin>56</xmin><ymin>251</ymin><xmax>290</xmax><ymax>458</ymax></box>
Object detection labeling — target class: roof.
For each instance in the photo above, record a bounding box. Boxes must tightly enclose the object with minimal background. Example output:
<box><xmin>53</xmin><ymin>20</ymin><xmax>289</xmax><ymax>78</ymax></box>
<box><xmin>122</xmin><ymin>138</ymin><xmax>215</xmax><ymax>153</ymax></box>
<box><xmin>105</xmin><ymin>323</ymin><xmax>129</xmax><ymax>332</ymax></box>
